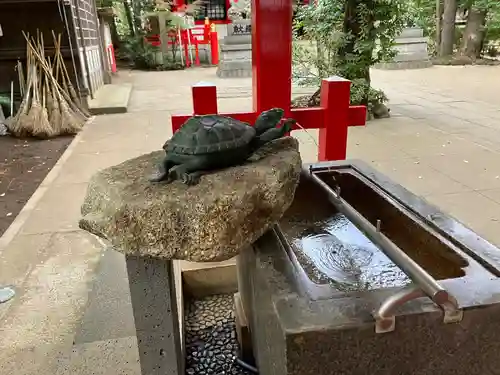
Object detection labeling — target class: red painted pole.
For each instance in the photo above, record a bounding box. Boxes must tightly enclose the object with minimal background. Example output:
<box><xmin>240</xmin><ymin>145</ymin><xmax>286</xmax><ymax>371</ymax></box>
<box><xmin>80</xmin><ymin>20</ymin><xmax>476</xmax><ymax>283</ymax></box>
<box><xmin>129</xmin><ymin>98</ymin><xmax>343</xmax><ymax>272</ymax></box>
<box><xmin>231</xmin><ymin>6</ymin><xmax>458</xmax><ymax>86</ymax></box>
<box><xmin>194</xmin><ymin>40</ymin><xmax>200</xmax><ymax>66</ymax></box>
<box><xmin>251</xmin><ymin>0</ymin><xmax>292</xmax><ymax>114</ymax></box>
<box><xmin>192</xmin><ymin>82</ymin><xmax>218</xmax><ymax>115</ymax></box>
<box><xmin>318</xmin><ymin>77</ymin><xmax>351</xmax><ymax>161</ymax></box>
<box><xmin>182</xmin><ymin>30</ymin><xmax>191</xmax><ymax>67</ymax></box>
<box><xmin>210</xmin><ymin>30</ymin><xmax>219</xmax><ymax>65</ymax></box>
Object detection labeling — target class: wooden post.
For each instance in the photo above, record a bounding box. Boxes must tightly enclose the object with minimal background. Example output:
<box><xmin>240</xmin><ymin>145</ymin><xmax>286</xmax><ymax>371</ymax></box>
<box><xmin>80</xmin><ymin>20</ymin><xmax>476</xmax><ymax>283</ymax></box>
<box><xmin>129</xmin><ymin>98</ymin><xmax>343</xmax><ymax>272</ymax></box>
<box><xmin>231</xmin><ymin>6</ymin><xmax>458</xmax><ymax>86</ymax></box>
<box><xmin>318</xmin><ymin>77</ymin><xmax>351</xmax><ymax>161</ymax></box>
<box><xmin>251</xmin><ymin>0</ymin><xmax>293</xmax><ymax>114</ymax></box>
<box><xmin>210</xmin><ymin>30</ymin><xmax>220</xmax><ymax>65</ymax></box>
<box><xmin>192</xmin><ymin>82</ymin><xmax>218</xmax><ymax>115</ymax></box>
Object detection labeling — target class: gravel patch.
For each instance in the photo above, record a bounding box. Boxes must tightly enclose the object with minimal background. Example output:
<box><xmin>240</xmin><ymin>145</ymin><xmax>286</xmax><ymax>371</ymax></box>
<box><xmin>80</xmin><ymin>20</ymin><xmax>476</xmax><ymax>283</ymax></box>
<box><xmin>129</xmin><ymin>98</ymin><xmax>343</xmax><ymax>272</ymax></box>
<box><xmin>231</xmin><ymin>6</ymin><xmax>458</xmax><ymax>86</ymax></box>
<box><xmin>185</xmin><ymin>294</ymin><xmax>253</xmax><ymax>375</ymax></box>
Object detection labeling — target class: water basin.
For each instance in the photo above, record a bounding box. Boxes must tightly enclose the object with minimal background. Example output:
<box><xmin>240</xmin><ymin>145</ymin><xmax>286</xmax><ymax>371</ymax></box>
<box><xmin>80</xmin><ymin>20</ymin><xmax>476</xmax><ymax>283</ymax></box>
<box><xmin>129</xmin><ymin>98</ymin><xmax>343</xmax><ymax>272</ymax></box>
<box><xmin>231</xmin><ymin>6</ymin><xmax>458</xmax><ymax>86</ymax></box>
<box><xmin>278</xmin><ymin>164</ymin><xmax>496</xmax><ymax>297</ymax></box>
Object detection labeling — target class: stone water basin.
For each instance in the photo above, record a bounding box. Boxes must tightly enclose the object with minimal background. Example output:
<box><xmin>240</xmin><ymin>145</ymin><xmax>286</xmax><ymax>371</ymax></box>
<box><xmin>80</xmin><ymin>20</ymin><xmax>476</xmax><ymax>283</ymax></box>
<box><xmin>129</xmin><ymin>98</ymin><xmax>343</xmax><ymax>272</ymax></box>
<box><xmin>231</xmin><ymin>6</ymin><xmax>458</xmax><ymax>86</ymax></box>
<box><xmin>277</xmin><ymin>163</ymin><xmax>497</xmax><ymax>299</ymax></box>
<box><xmin>237</xmin><ymin>160</ymin><xmax>500</xmax><ymax>375</ymax></box>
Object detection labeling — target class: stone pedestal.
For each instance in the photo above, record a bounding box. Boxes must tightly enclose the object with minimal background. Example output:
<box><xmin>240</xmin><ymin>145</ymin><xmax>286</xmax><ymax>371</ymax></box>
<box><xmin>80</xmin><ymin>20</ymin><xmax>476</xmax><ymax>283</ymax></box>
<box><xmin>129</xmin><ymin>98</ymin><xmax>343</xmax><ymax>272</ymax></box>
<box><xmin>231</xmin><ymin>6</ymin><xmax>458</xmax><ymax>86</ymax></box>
<box><xmin>216</xmin><ymin>20</ymin><xmax>252</xmax><ymax>78</ymax></box>
<box><xmin>79</xmin><ymin>138</ymin><xmax>302</xmax><ymax>375</ymax></box>
<box><xmin>126</xmin><ymin>256</ymin><xmax>183</xmax><ymax>375</ymax></box>
<box><xmin>375</xmin><ymin>27</ymin><xmax>432</xmax><ymax>70</ymax></box>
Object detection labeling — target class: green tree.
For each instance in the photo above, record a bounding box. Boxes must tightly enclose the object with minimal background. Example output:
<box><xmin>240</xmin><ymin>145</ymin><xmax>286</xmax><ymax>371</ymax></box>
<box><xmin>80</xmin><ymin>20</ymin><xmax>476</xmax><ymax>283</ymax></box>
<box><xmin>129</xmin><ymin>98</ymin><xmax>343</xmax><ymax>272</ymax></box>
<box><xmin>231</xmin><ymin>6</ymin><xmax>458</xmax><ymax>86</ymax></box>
<box><xmin>292</xmin><ymin>0</ymin><xmax>407</xmax><ymax>113</ymax></box>
<box><xmin>460</xmin><ymin>0</ymin><xmax>500</xmax><ymax>58</ymax></box>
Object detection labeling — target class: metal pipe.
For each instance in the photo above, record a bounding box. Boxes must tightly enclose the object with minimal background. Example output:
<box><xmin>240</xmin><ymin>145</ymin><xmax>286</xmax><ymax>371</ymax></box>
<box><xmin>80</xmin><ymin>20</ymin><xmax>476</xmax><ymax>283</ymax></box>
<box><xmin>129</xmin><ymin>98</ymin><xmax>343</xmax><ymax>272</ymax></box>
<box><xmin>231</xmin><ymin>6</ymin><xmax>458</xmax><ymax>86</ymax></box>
<box><xmin>309</xmin><ymin>172</ymin><xmax>458</xmax><ymax>310</ymax></box>
<box><xmin>374</xmin><ymin>286</ymin><xmax>425</xmax><ymax>333</ymax></box>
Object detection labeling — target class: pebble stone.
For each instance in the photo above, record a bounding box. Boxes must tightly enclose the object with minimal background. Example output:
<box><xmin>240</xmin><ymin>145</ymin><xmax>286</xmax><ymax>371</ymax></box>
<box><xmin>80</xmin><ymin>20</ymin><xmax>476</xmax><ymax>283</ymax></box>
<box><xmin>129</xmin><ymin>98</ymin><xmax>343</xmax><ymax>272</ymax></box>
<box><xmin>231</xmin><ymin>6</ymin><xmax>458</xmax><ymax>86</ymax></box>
<box><xmin>0</xmin><ymin>123</ymin><xmax>9</xmax><ymax>136</ymax></box>
<box><xmin>185</xmin><ymin>294</ymin><xmax>253</xmax><ymax>375</ymax></box>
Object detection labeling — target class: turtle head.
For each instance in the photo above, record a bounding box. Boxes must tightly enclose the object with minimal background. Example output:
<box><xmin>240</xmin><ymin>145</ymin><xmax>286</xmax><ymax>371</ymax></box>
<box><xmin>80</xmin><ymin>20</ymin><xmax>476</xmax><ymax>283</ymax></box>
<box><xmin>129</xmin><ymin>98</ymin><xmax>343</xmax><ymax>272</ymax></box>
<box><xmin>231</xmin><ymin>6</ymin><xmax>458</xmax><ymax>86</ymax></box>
<box><xmin>262</xmin><ymin>108</ymin><xmax>285</xmax><ymax>121</ymax></box>
<box><xmin>281</xmin><ymin>118</ymin><xmax>296</xmax><ymax>133</ymax></box>
<box><xmin>254</xmin><ymin>108</ymin><xmax>285</xmax><ymax>135</ymax></box>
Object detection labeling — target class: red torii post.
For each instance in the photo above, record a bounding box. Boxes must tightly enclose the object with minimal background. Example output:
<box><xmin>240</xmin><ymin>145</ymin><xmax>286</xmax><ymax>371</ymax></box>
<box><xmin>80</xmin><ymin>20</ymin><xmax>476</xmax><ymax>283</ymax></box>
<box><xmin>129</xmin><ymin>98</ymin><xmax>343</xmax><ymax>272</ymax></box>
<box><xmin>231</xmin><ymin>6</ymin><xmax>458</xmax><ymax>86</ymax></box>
<box><xmin>171</xmin><ymin>0</ymin><xmax>366</xmax><ymax>161</ymax></box>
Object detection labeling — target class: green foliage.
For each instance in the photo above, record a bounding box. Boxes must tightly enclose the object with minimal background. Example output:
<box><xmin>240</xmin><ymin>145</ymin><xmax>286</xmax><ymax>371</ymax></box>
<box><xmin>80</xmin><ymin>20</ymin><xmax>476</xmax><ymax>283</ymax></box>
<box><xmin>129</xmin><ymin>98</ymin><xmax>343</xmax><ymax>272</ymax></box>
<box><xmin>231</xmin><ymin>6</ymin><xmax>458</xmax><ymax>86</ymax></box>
<box><xmin>482</xmin><ymin>1</ymin><xmax>500</xmax><ymax>51</ymax></box>
<box><xmin>121</xmin><ymin>34</ymin><xmax>161</xmax><ymax>69</ymax></box>
<box><xmin>292</xmin><ymin>0</ymin><xmax>408</xmax><ymax>107</ymax></box>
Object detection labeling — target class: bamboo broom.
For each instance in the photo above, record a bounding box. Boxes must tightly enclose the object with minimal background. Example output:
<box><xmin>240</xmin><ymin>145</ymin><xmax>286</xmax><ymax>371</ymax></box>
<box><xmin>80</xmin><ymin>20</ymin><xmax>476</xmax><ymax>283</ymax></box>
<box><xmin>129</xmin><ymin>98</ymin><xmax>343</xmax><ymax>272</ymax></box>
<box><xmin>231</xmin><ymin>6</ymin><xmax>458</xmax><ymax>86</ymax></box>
<box><xmin>22</xmin><ymin>31</ymin><xmax>86</xmax><ymax>134</ymax></box>
<box><xmin>51</xmin><ymin>43</ymin><xmax>84</xmax><ymax>134</ymax></box>
<box><xmin>23</xmin><ymin>33</ymin><xmax>88</xmax><ymax>121</ymax></box>
<box><xmin>44</xmin><ymin>57</ymin><xmax>59</xmax><ymax>131</ymax></box>
<box><xmin>29</xmin><ymin>34</ymin><xmax>56</xmax><ymax>139</ymax></box>
<box><xmin>52</xmin><ymin>32</ymin><xmax>90</xmax><ymax>119</ymax></box>
<box><xmin>48</xmin><ymin>80</ymin><xmax>63</xmax><ymax>134</ymax></box>
<box><xmin>8</xmin><ymin>45</ymin><xmax>34</xmax><ymax>137</ymax></box>
<box><xmin>38</xmin><ymin>31</ymin><xmax>52</xmax><ymax>118</ymax></box>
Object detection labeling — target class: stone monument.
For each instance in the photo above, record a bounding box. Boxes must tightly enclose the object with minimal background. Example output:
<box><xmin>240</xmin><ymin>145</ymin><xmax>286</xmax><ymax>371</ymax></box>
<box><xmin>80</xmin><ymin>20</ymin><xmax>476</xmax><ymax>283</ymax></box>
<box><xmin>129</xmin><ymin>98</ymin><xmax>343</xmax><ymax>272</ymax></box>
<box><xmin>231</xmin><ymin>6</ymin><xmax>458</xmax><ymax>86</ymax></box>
<box><xmin>375</xmin><ymin>27</ymin><xmax>431</xmax><ymax>70</ymax></box>
<box><xmin>79</xmin><ymin>136</ymin><xmax>301</xmax><ymax>375</ymax></box>
<box><xmin>216</xmin><ymin>0</ymin><xmax>252</xmax><ymax>78</ymax></box>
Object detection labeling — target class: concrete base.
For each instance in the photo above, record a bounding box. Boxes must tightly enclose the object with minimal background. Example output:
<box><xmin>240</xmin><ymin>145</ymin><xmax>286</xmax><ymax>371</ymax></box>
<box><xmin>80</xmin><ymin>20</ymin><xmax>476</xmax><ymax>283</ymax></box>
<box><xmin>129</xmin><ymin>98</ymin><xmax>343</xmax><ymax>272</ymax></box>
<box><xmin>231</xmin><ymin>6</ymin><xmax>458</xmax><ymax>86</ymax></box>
<box><xmin>216</xmin><ymin>38</ymin><xmax>252</xmax><ymax>78</ymax></box>
<box><xmin>216</xmin><ymin>61</ymin><xmax>253</xmax><ymax>78</ymax></box>
<box><xmin>375</xmin><ymin>27</ymin><xmax>431</xmax><ymax>71</ymax></box>
<box><xmin>88</xmin><ymin>83</ymin><xmax>132</xmax><ymax>115</ymax></box>
<box><xmin>126</xmin><ymin>256</ymin><xmax>183</xmax><ymax>375</ymax></box>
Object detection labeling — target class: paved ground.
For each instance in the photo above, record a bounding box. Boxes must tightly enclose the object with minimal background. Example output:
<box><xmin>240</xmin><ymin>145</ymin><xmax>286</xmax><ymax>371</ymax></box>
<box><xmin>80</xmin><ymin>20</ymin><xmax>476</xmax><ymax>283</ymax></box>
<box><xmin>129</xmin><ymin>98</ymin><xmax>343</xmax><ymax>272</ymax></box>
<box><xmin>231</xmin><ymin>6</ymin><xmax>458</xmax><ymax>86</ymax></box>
<box><xmin>2</xmin><ymin>65</ymin><xmax>500</xmax><ymax>374</ymax></box>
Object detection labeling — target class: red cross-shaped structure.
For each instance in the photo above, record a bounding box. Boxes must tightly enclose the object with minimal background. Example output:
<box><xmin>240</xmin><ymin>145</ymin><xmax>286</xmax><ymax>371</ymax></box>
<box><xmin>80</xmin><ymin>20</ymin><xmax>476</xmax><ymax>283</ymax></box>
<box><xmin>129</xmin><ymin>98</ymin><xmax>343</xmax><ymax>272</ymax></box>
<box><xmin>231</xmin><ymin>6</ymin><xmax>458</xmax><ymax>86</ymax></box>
<box><xmin>171</xmin><ymin>0</ymin><xmax>366</xmax><ymax>161</ymax></box>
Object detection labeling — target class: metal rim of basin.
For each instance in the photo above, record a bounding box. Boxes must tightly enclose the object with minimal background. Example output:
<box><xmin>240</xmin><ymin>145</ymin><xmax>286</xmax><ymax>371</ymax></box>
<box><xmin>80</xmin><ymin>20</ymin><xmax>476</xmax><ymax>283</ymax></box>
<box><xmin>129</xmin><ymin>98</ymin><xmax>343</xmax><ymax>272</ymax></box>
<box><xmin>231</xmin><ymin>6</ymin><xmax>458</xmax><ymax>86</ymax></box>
<box><xmin>0</xmin><ymin>286</ymin><xmax>15</xmax><ymax>304</ymax></box>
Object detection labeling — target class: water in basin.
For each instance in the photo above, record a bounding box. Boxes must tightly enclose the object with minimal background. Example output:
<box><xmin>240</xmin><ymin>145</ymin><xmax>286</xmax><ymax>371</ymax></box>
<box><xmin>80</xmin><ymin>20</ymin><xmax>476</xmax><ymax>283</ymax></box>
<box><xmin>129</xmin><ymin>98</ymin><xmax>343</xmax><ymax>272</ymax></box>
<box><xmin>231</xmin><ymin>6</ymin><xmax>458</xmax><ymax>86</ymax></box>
<box><xmin>280</xmin><ymin>170</ymin><xmax>469</xmax><ymax>292</ymax></box>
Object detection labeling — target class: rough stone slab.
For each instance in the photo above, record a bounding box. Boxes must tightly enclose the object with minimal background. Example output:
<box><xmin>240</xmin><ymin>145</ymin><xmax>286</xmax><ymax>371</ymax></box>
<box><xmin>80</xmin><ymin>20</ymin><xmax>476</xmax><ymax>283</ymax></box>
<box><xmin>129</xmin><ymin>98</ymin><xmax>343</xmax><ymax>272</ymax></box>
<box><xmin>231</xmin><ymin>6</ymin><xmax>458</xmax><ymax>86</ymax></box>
<box><xmin>88</xmin><ymin>83</ymin><xmax>132</xmax><ymax>115</ymax></box>
<box><xmin>79</xmin><ymin>137</ymin><xmax>301</xmax><ymax>262</ymax></box>
<box><xmin>223</xmin><ymin>36</ymin><xmax>252</xmax><ymax>45</ymax></box>
<box><xmin>374</xmin><ymin>60</ymin><xmax>433</xmax><ymax>70</ymax></box>
<box><xmin>126</xmin><ymin>256</ymin><xmax>183</xmax><ymax>375</ymax></box>
<box><xmin>217</xmin><ymin>61</ymin><xmax>253</xmax><ymax>78</ymax></box>
<box><xmin>221</xmin><ymin>43</ymin><xmax>252</xmax><ymax>49</ymax></box>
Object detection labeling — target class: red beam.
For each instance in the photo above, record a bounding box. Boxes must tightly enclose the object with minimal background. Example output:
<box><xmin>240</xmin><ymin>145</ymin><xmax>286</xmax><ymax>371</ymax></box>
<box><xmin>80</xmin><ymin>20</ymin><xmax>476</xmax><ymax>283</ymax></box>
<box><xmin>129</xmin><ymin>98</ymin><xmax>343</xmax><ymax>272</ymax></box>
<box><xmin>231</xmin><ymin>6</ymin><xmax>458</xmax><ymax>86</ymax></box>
<box><xmin>348</xmin><ymin>105</ymin><xmax>367</xmax><ymax>126</ymax></box>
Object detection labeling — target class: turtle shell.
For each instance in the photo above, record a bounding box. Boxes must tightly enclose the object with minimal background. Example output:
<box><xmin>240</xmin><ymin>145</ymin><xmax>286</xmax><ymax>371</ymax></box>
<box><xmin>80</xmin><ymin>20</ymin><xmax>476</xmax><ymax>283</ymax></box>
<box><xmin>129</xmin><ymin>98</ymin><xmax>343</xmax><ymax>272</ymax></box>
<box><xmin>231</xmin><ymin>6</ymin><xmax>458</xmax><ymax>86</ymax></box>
<box><xmin>166</xmin><ymin>115</ymin><xmax>256</xmax><ymax>155</ymax></box>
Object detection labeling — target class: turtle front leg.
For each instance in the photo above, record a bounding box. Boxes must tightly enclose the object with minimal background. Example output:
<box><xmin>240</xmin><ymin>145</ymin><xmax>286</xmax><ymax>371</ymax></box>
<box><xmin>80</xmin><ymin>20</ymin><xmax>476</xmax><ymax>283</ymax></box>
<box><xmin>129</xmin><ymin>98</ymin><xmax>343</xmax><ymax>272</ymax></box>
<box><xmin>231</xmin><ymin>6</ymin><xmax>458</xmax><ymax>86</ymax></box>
<box><xmin>150</xmin><ymin>157</ymin><xmax>176</xmax><ymax>183</ymax></box>
<box><xmin>167</xmin><ymin>158</ymin><xmax>208</xmax><ymax>186</ymax></box>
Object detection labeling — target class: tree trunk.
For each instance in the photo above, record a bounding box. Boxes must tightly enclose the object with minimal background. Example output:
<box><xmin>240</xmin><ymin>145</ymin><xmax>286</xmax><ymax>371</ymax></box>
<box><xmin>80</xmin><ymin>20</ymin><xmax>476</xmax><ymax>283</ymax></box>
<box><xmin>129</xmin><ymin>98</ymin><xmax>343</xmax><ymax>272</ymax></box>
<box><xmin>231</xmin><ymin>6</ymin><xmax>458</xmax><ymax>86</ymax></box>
<box><xmin>435</xmin><ymin>0</ymin><xmax>443</xmax><ymax>47</ymax></box>
<box><xmin>123</xmin><ymin>0</ymin><xmax>136</xmax><ymax>36</ymax></box>
<box><xmin>460</xmin><ymin>8</ymin><xmax>487</xmax><ymax>59</ymax></box>
<box><xmin>439</xmin><ymin>0</ymin><xmax>457</xmax><ymax>56</ymax></box>
<box><xmin>336</xmin><ymin>0</ymin><xmax>374</xmax><ymax>106</ymax></box>
<box><xmin>110</xmin><ymin>18</ymin><xmax>121</xmax><ymax>48</ymax></box>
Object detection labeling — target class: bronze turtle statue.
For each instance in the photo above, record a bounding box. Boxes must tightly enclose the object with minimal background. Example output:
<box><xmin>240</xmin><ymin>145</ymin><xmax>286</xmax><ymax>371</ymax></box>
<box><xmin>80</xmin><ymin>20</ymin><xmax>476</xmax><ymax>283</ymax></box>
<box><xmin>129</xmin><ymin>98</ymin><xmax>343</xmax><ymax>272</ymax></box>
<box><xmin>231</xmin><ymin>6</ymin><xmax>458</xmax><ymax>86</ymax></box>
<box><xmin>151</xmin><ymin>108</ymin><xmax>296</xmax><ymax>185</ymax></box>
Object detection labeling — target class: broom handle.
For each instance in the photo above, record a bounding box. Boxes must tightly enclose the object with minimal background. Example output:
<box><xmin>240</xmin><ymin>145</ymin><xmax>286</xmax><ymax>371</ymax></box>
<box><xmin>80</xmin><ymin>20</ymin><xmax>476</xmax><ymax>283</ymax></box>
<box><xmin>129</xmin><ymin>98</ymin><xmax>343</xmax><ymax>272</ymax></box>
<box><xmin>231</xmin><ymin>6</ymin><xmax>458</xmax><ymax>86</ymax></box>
<box><xmin>17</xmin><ymin>61</ymin><xmax>25</xmax><ymax>97</ymax></box>
<box><xmin>23</xmin><ymin>31</ymin><xmax>85</xmax><ymax>117</ymax></box>
<box><xmin>24</xmin><ymin>31</ymin><xmax>66</xmax><ymax>100</ymax></box>
<box><xmin>58</xmin><ymin>33</ymin><xmax>72</xmax><ymax>88</ymax></box>
<box><xmin>52</xmin><ymin>31</ymin><xmax>61</xmax><ymax>83</ymax></box>
<box><xmin>53</xmin><ymin>32</ymin><xmax>69</xmax><ymax>94</ymax></box>
<box><xmin>10</xmin><ymin>81</ymin><xmax>14</xmax><ymax>117</ymax></box>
